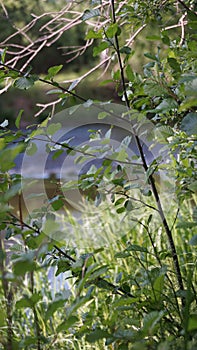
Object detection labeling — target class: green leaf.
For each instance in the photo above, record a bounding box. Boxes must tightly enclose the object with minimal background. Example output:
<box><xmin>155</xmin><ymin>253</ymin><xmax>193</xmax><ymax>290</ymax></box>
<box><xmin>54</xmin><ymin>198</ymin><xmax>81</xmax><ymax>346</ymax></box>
<box><xmin>83</xmin><ymin>99</ymin><xmax>93</xmax><ymax>108</ymax></box>
<box><xmin>86</xmin><ymin>329</ymin><xmax>110</xmax><ymax>343</ymax></box>
<box><xmin>82</xmin><ymin>9</ymin><xmax>100</xmax><ymax>21</ymax></box>
<box><xmin>93</xmin><ymin>41</ymin><xmax>109</xmax><ymax>57</ymax></box>
<box><xmin>46</xmin><ymin>88</ymin><xmax>63</xmax><ymax>95</ymax></box>
<box><xmin>193</xmin><ymin>207</ymin><xmax>197</xmax><ymax>222</ymax></box>
<box><xmin>187</xmin><ymin>314</ymin><xmax>197</xmax><ymax>331</ymax></box>
<box><xmin>188</xmin><ymin>181</ymin><xmax>197</xmax><ymax>192</ymax></box>
<box><xmin>179</xmin><ymin>97</ymin><xmax>197</xmax><ymax>112</ymax></box>
<box><xmin>46</xmin><ymin>122</ymin><xmax>62</xmax><ymax>136</ymax></box>
<box><xmin>85</xmin><ymin>29</ymin><xmax>103</xmax><ymax>39</ymax></box>
<box><xmin>146</xmin><ymin>35</ymin><xmax>161</xmax><ymax>41</ymax></box>
<box><xmin>16</xmin><ymin>298</ymin><xmax>32</xmax><ymax>309</ymax></box>
<box><xmin>142</xmin><ymin>311</ymin><xmax>165</xmax><ymax>335</ymax></box>
<box><xmin>176</xmin><ymin>221</ymin><xmax>196</xmax><ymax>229</ymax></box>
<box><xmin>26</xmin><ymin>142</ymin><xmax>38</xmax><ymax>156</ymax></box>
<box><xmin>167</xmin><ymin>57</ymin><xmax>181</xmax><ymax>73</ymax></box>
<box><xmin>106</xmin><ymin>23</ymin><xmax>119</xmax><ymax>38</ymax></box>
<box><xmin>116</xmin><ymin>207</ymin><xmax>126</xmax><ymax>214</ymax></box>
<box><xmin>45</xmin><ymin>65</ymin><xmax>63</xmax><ymax>80</ymax></box>
<box><xmin>46</xmin><ymin>298</ymin><xmax>68</xmax><ymax>320</ymax></box>
<box><xmin>152</xmin><ymin>274</ymin><xmax>165</xmax><ymax>302</ymax></box>
<box><xmin>13</xmin><ymin>260</ymin><xmax>37</xmax><ymax>276</ymax></box>
<box><xmin>15</xmin><ymin>109</ymin><xmax>24</xmax><ymax>129</ymax></box>
<box><xmin>0</xmin><ymin>144</ymin><xmax>24</xmax><ymax>171</ymax></box>
<box><xmin>120</xmin><ymin>46</ymin><xmax>132</xmax><ymax>54</ymax></box>
<box><xmin>68</xmin><ymin>79</ymin><xmax>79</xmax><ymax>91</ymax></box>
<box><xmin>124</xmin><ymin>200</ymin><xmax>133</xmax><ymax>211</ymax></box>
<box><xmin>15</xmin><ymin>75</ymin><xmax>38</xmax><ymax>90</ymax></box>
<box><xmin>189</xmin><ymin>235</ymin><xmax>197</xmax><ymax>246</ymax></box>
<box><xmin>0</xmin><ymin>47</ymin><xmax>7</xmax><ymax>64</ymax></box>
<box><xmin>57</xmin><ymin>316</ymin><xmax>78</xmax><ymax>333</ymax></box>
<box><xmin>127</xmin><ymin>244</ymin><xmax>148</xmax><ymax>253</ymax></box>
<box><xmin>144</xmin><ymin>81</ymin><xmax>167</xmax><ymax>97</ymax></box>
<box><xmin>114</xmin><ymin>251</ymin><xmax>131</xmax><ymax>258</ymax></box>
<box><xmin>88</xmin><ymin>265</ymin><xmax>108</xmax><ymax>280</ymax></box>
<box><xmin>144</xmin><ymin>52</ymin><xmax>158</xmax><ymax>61</ymax></box>
<box><xmin>155</xmin><ymin>98</ymin><xmax>178</xmax><ymax>113</ymax></box>
<box><xmin>98</xmin><ymin>111</ymin><xmax>109</xmax><ymax>119</ymax></box>
<box><xmin>4</xmin><ymin>181</ymin><xmax>22</xmax><ymax>201</ymax></box>
<box><xmin>126</xmin><ymin>65</ymin><xmax>134</xmax><ymax>81</ymax></box>
<box><xmin>51</xmin><ymin>198</ymin><xmax>64</xmax><ymax>211</ymax></box>
<box><xmin>181</xmin><ymin>113</ymin><xmax>197</xmax><ymax>135</ymax></box>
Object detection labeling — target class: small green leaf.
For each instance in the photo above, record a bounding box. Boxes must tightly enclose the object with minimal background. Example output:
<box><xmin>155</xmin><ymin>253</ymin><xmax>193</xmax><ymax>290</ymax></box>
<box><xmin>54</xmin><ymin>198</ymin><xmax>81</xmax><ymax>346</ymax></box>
<box><xmin>127</xmin><ymin>244</ymin><xmax>148</xmax><ymax>253</ymax></box>
<box><xmin>85</xmin><ymin>29</ymin><xmax>103</xmax><ymax>39</ymax></box>
<box><xmin>68</xmin><ymin>79</ymin><xmax>79</xmax><ymax>91</ymax></box>
<box><xmin>0</xmin><ymin>47</ymin><xmax>7</xmax><ymax>63</ymax></box>
<box><xmin>124</xmin><ymin>200</ymin><xmax>133</xmax><ymax>211</ymax></box>
<box><xmin>146</xmin><ymin>35</ymin><xmax>161</xmax><ymax>40</ymax></box>
<box><xmin>15</xmin><ymin>109</ymin><xmax>24</xmax><ymax>129</ymax></box>
<box><xmin>144</xmin><ymin>52</ymin><xmax>158</xmax><ymax>61</ymax></box>
<box><xmin>93</xmin><ymin>41</ymin><xmax>109</xmax><ymax>57</ymax></box>
<box><xmin>26</xmin><ymin>142</ymin><xmax>38</xmax><ymax>156</ymax></box>
<box><xmin>114</xmin><ymin>251</ymin><xmax>131</xmax><ymax>258</ymax></box>
<box><xmin>120</xmin><ymin>46</ymin><xmax>132</xmax><ymax>54</ymax></box>
<box><xmin>45</xmin><ymin>65</ymin><xmax>63</xmax><ymax>80</ymax></box>
<box><xmin>47</xmin><ymin>122</ymin><xmax>62</xmax><ymax>136</ymax></box>
<box><xmin>51</xmin><ymin>199</ymin><xmax>64</xmax><ymax>211</ymax></box>
<box><xmin>116</xmin><ymin>207</ymin><xmax>126</xmax><ymax>214</ymax></box>
<box><xmin>98</xmin><ymin>111</ymin><xmax>109</xmax><ymax>119</ymax></box>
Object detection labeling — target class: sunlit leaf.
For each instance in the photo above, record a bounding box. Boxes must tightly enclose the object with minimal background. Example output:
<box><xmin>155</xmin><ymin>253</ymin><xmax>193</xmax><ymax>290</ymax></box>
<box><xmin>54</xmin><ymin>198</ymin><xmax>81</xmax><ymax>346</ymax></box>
<box><xmin>45</xmin><ymin>65</ymin><xmax>63</xmax><ymax>80</ymax></box>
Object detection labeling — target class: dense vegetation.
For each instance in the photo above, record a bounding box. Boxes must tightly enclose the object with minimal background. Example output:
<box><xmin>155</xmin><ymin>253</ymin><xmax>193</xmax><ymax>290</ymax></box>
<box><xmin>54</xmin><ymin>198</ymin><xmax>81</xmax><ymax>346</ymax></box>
<box><xmin>0</xmin><ymin>1</ymin><xmax>197</xmax><ymax>349</ymax></box>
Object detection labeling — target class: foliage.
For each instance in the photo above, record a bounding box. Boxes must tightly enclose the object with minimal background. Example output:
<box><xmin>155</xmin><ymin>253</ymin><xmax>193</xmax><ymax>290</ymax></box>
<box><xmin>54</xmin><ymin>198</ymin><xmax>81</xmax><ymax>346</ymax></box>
<box><xmin>0</xmin><ymin>0</ymin><xmax>197</xmax><ymax>349</ymax></box>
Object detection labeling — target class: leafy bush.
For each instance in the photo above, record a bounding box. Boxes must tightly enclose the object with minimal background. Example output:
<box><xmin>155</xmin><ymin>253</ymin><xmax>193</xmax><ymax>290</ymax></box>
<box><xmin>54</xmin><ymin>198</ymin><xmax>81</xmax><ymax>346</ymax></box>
<box><xmin>0</xmin><ymin>1</ymin><xmax>197</xmax><ymax>349</ymax></box>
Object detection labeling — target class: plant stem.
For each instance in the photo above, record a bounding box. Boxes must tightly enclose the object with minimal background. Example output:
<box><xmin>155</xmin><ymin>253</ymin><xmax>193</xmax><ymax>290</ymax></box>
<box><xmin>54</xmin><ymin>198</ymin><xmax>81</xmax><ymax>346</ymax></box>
<box><xmin>110</xmin><ymin>0</ymin><xmax>184</xmax><ymax>299</ymax></box>
<box><xmin>0</xmin><ymin>237</ymin><xmax>13</xmax><ymax>350</ymax></box>
<box><xmin>30</xmin><ymin>271</ymin><xmax>41</xmax><ymax>350</ymax></box>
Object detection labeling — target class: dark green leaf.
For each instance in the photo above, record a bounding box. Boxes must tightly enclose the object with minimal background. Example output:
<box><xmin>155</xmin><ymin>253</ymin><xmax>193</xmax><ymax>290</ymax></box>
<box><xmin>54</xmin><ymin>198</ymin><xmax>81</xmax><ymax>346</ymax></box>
<box><xmin>15</xmin><ymin>75</ymin><xmax>38</xmax><ymax>89</ymax></box>
<box><xmin>86</xmin><ymin>329</ymin><xmax>110</xmax><ymax>343</ymax></box>
<box><xmin>82</xmin><ymin>9</ymin><xmax>100</xmax><ymax>21</ymax></box>
<box><xmin>57</xmin><ymin>316</ymin><xmax>78</xmax><ymax>333</ymax></box>
<box><xmin>189</xmin><ymin>235</ymin><xmax>197</xmax><ymax>246</ymax></box>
